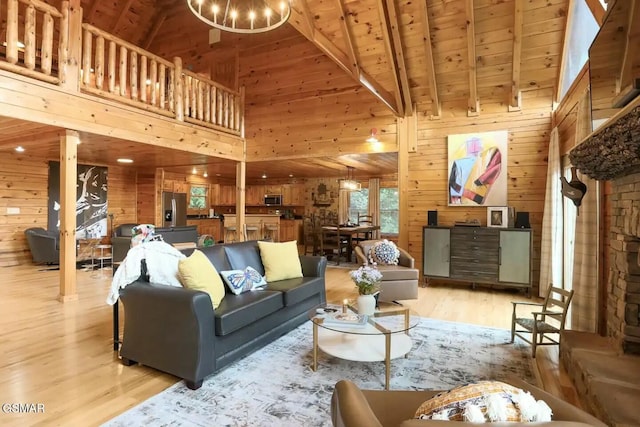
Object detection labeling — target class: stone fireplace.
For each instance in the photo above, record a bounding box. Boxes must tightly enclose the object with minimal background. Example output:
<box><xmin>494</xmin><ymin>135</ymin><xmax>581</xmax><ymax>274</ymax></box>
<box><xmin>609</xmin><ymin>173</ymin><xmax>640</xmax><ymax>354</ymax></box>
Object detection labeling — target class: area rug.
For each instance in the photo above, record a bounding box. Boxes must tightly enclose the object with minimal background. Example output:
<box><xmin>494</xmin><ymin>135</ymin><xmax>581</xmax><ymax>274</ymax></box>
<box><xmin>105</xmin><ymin>318</ymin><xmax>535</xmax><ymax>427</ymax></box>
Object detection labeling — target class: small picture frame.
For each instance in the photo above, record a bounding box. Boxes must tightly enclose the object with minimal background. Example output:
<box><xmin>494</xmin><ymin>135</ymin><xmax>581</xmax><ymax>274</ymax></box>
<box><xmin>487</xmin><ymin>206</ymin><xmax>508</xmax><ymax>228</ymax></box>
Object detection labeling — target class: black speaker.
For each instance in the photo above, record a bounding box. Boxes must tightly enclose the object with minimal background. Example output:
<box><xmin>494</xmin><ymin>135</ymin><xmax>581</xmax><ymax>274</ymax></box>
<box><xmin>515</xmin><ymin>212</ymin><xmax>530</xmax><ymax>229</ymax></box>
<box><xmin>427</xmin><ymin>210</ymin><xmax>438</xmax><ymax>226</ymax></box>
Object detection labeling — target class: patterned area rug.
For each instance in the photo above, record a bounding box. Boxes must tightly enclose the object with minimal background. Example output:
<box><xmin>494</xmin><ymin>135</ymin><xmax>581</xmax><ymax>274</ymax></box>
<box><xmin>105</xmin><ymin>318</ymin><xmax>535</xmax><ymax>427</ymax></box>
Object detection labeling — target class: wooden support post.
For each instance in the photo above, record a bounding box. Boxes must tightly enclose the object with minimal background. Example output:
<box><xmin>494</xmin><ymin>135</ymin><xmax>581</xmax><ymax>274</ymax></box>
<box><xmin>396</xmin><ymin>114</ymin><xmax>414</xmax><ymax>250</ymax></box>
<box><xmin>58</xmin><ymin>130</ymin><xmax>79</xmax><ymax>302</ymax></box>
<box><xmin>236</xmin><ymin>161</ymin><xmax>246</xmax><ymax>242</ymax></box>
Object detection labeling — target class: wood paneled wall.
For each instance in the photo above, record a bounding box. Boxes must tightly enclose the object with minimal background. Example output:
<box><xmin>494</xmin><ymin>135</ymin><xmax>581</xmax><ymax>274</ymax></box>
<box><xmin>0</xmin><ymin>152</ymin><xmax>141</xmax><ymax>266</ymax></box>
<box><xmin>408</xmin><ymin>89</ymin><xmax>555</xmax><ymax>292</ymax></box>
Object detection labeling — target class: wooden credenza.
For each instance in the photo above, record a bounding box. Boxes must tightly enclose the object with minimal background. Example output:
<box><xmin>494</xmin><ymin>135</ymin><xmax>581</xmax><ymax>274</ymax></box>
<box><xmin>422</xmin><ymin>226</ymin><xmax>532</xmax><ymax>296</ymax></box>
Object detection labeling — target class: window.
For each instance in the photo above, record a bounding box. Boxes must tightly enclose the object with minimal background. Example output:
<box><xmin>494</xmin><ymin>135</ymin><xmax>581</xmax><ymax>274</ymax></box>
<box><xmin>189</xmin><ymin>186</ymin><xmax>207</xmax><ymax>209</ymax></box>
<box><xmin>349</xmin><ymin>189</ymin><xmax>369</xmax><ymax>224</ymax></box>
<box><xmin>348</xmin><ymin>187</ymin><xmax>399</xmax><ymax>234</ymax></box>
<box><xmin>558</xmin><ymin>0</ymin><xmax>599</xmax><ymax>100</ymax></box>
<box><xmin>380</xmin><ymin>188</ymin><xmax>398</xmax><ymax>234</ymax></box>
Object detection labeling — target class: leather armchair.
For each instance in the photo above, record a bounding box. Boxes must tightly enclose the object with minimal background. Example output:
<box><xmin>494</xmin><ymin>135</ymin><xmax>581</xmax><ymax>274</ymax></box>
<box><xmin>331</xmin><ymin>377</ymin><xmax>606</xmax><ymax>427</ymax></box>
<box><xmin>112</xmin><ymin>223</ymin><xmax>138</xmax><ymax>264</ymax></box>
<box><xmin>24</xmin><ymin>227</ymin><xmax>59</xmax><ymax>264</ymax></box>
<box><xmin>354</xmin><ymin>240</ymin><xmax>419</xmax><ymax>302</ymax></box>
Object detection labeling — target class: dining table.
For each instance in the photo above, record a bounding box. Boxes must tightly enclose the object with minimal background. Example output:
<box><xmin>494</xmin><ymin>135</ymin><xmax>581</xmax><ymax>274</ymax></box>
<box><xmin>321</xmin><ymin>224</ymin><xmax>381</xmax><ymax>262</ymax></box>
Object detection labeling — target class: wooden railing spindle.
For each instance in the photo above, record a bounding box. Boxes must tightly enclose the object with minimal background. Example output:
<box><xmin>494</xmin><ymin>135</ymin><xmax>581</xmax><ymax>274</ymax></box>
<box><xmin>150</xmin><ymin>59</ymin><xmax>157</xmax><ymax>106</ymax></box>
<box><xmin>159</xmin><ymin>64</ymin><xmax>166</xmax><ymax>109</ymax></box>
<box><xmin>130</xmin><ymin>51</ymin><xmax>138</xmax><ymax>100</ymax></box>
<box><xmin>6</xmin><ymin>0</ymin><xmax>19</xmax><ymax>65</ymax></box>
<box><xmin>168</xmin><ymin>68</ymin><xmax>175</xmax><ymax>113</ymax></box>
<box><xmin>95</xmin><ymin>36</ymin><xmax>104</xmax><ymax>89</ymax></box>
<box><xmin>25</xmin><ymin>5</ymin><xmax>36</xmax><ymax>70</ymax></box>
<box><xmin>204</xmin><ymin>83</ymin><xmax>211</xmax><ymax>123</ymax></box>
<box><xmin>211</xmin><ymin>86</ymin><xmax>217</xmax><ymax>125</ymax></box>
<box><xmin>82</xmin><ymin>28</ymin><xmax>92</xmax><ymax>85</ymax></box>
<box><xmin>174</xmin><ymin>57</ymin><xmax>183</xmax><ymax>121</ymax></box>
<box><xmin>119</xmin><ymin>46</ymin><xmax>127</xmax><ymax>97</ymax></box>
<box><xmin>41</xmin><ymin>12</ymin><xmax>54</xmax><ymax>75</ymax></box>
<box><xmin>139</xmin><ymin>56</ymin><xmax>147</xmax><ymax>103</ymax></box>
<box><xmin>108</xmin><ymin>40</ymin><xmax>116</xmax><ymax>93</ymax></box>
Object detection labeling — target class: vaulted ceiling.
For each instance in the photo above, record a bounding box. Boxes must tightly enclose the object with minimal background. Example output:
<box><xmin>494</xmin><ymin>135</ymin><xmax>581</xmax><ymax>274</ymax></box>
<box><xmin>1</xmin><ymin>0</ymin><xmax>578</xmax><ymax>180</ymax></box>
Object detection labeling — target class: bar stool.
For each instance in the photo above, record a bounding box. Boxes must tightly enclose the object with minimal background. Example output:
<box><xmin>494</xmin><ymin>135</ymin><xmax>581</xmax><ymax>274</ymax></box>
<box><xmin>224</xmin><ymin>226</ymin><xmax>237</xmax><ymax>243</ymax></box>
<box><xmin>264</xmin><ymin>223</ymin><xmax>280</xmax><ymax>242</ymax></box>
<box><xmin>243</xmin><ymin>223</ymin><xmax>260</xmax><ymax>241</ymax></box>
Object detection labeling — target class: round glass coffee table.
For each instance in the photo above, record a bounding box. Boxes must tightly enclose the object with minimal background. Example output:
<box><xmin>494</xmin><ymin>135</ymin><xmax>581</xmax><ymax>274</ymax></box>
<box><xmin>309</xmin><ymin>302</ymin><xmax>420</xmax><ymax>389</ymax></box>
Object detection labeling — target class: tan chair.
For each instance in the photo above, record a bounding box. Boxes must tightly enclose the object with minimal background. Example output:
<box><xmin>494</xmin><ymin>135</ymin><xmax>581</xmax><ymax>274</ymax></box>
<box><xmin>263</xmin><ymin>223</ymin><xmax>279</xmax><ymax>242</ymax></box>
<box><xmin>354</xmin><ymin>240</ymin><xmax>419</xmax><ymax>302</ymax></box>
<box><xmin>331</xmin><ymin>376</ymin><xmax>606</xmax><ymax>427</ymax></box>
<box><xmin>511</xmin><ymin>285</ymin><xmax>574</xmax><ymax>358</ymax></box>
<box><xmin>243</xmin><ymin>223</ymin><xmax>260</xmax><ymax>241</ymax></box>
<box><xmin>224</xmin><ymin>226</ymin><xmax>237</xmax><ymax>243</ymax></box>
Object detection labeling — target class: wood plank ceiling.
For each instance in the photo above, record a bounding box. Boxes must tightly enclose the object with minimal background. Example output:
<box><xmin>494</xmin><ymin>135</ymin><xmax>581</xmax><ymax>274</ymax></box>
<box><xmin>0</xmin><ymin>0</ymin><xmax>571</xmax><ymax>180</ymax></box>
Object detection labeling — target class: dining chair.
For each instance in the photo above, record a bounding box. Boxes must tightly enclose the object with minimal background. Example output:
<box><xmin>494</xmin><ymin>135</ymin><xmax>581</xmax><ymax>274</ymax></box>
<box><xmin>320</xmin><ymin>224</ymin><xmax>348</xmax><ymax>265</ymax></box>
<box><xmin>510</xmin><ymin>285</ymin><xmax>574</xmax><ymax>357</ymax></box>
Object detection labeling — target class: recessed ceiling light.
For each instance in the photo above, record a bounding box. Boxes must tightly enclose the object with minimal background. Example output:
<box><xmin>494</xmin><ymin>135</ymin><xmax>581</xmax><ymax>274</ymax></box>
<box><xmin>261</xmin><ymin>173</ymin><xmax>267</xmax><ymax>179</ymax></box>
<box><xmin>203</xmin><ymin>171</ymin><xmax>208</xmax><ymax>177</ymax></box>
<box><xmin>117</xmin><ymin>158</ymin><xmax>133</xmax><ymax>164</ymax></box>
<box><xmin>192</xmin><ymin>167</ymin><xmax>197</xmax><ymax>174</ymax></box>
<box><xmin>215</xmin><ymin>173</ymin><xmax>221</xmax><ymax>177</ymax></box>
<box><xmin>289</xmin><ymin>174</ymin><xmax>294</xmax><ymax>178</ymax></box>
<box><xmin>15</xmin><ymin>146</ymin><xmax>25</xmax><ymax>152</ymax></box>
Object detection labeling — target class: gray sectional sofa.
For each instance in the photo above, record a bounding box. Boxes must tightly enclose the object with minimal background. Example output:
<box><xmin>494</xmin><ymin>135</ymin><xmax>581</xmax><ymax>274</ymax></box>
<box><xmin>118</xmin><ymin>240</ymin><xmax>327</xmax><ymax>389</ymax></box>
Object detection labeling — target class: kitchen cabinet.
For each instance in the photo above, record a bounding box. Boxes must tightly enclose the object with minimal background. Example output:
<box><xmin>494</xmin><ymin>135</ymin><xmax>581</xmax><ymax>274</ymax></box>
<box><xmin>163</xmin><ymin>180</ymin><xmax>189</xmax><ymax>194</ymax></box>
<box><xmin>282</xmin><ymin>184</ymin><xmax>305</xmax><ymax>206</ymax></box>
<box><xmin>422</xmin><ymin>226</ymin><xmax>532</xmax><ymax>295</ymax></box>
<box><xmin>264</xmin><ymin>185</ymin><xmax>282</xmax><ymax>196</ymax></box>
<box><xmin>186</xmin><ymin>219</ymin><xmax>223</xmax><ymax>243</ymax></box>
<box><xmin>209</xmin><ymin>184</ymin><xmax>220</xmax><ymax>206</ymax></box>
<box><xmin>280</xmin><ymin>219</ymin><xmax>296</xmax><ymax>242</ymax></box>
<box><xmin>218</xmin><ymin>184</ymin><xmax>236</xmax><ymax>206</ymax></box>
<box><xmin>246</xmin><ymin>185</ymin><xmax>264</xmax><ymax>206</ymax></box>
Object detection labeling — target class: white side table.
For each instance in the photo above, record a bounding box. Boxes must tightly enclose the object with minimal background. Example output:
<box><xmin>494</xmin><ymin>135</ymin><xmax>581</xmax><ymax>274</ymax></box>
<box><xmin>91</xmin><ymin>244</ymin><xmax>112</xmax><ymax>277</ymax></box>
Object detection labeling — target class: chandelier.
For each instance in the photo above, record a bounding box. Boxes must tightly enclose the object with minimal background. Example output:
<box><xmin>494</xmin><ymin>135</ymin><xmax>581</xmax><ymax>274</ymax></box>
<box><xmin>187</xmin><ymin>0</ymin><xmax>291</xmax><ymax>34</ymax></box>
<box><xmin>339</xmin><ymin>166</ymin><xmax>361</xmax><ymax>192</ymax></box>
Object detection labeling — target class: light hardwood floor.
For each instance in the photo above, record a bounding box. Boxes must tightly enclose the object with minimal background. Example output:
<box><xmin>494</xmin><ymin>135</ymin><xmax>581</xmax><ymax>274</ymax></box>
<box><xmin>0</xmin><ymin>264</ymin><xmax>578</xmax><ymax>426</ymax></box>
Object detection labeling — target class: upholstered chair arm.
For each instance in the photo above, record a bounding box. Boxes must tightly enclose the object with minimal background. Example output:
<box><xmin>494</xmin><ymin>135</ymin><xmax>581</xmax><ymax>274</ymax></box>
<box><xmin>397</xmin><ymin>247</ymin><xmax>415</xmax><ymax>268</ymax></box>
<box><xmin>354</xmin><ymin>245</ymin><xmax>369</xmax><ymax>266</ymax></box>
<box><xmin>119</xmin><ymin>281</ymin><xmax>216</xmax><ymax>388</ymax></box>
<box><xmin>299</xmin><ymin>255</ymin><xmax>327</xmax><ymax>277</ymax></box>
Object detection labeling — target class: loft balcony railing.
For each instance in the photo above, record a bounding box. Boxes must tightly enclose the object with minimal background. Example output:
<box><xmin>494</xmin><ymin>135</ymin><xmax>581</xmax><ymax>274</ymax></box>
<box><xmin>0</xmin><ymin>0</ymin><xmax>243</xmax><ymax>137</ymax></box>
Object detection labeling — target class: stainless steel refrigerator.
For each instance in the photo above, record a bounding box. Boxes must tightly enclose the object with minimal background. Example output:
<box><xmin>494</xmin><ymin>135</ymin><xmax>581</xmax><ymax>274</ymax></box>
<box><xmin>162</xmin><ymin>192</ymin><xmax>187</xmax><ymax>227</ymax></box>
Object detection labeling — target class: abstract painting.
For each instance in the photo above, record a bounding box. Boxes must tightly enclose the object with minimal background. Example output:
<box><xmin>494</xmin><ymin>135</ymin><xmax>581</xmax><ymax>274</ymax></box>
<box><xmin>48</xmin><ymin>161</ymin><xmax>108</xmax><ymax>239</ymax></box>
<box><xmin>447</xmin><ymin>130</ymin><xmax>508</xmax><ymax>206</ymax></box>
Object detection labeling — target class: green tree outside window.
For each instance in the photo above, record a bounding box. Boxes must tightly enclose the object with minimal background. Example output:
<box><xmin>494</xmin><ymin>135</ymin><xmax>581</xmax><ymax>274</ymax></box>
<box><xmin>189</xmin><ymin>186</ymin><xmax>207</xmax><ymax>209</ymax></box>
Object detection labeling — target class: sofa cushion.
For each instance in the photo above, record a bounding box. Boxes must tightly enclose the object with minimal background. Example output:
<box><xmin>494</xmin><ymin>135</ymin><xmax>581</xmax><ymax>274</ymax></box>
<box><xmin>414</xmin><ymin>381</ymin><xmax>552</xmax><ymax>422</ymax></box>
<box><xmin>257</xmin><ymin>240</ymin><xmax>303</xmax><ymax>282</ymax></box>
<box><xmin>376</xmin><ymin>264</ymin><xmax>419</xmax><ymax>281</ymax></box>
<box><xmin>265</xmin><ymin>276</ymin><xmax>324</xmax><ymax>306</ymax></box>
<box><xmin>224</xmin><ymin>241</ymin><xmax>265</xmax><ymax>276</ymax></box>
<box><xmin>214</xmin><ymin>290</ymin><xmax>283</xmax><ymax>336</ymax></box>
<box><xmin>178</xmin><ymin>249</ymin><xmax>225</xmax><ymax>309</ymax></box>
<box><xmin>369</xmin><ymin>239</ymin><xmax>400</xmax><ymax>265</ymax></box>
<box><xmin>220</xmin><ymin>266</ymin><xmax>267</xmax><ymax>295</ymax></box>
<box><xmin>194</xmin><ymin>245</ymin><xmax>232</xmax><ymax>273</ymax></box>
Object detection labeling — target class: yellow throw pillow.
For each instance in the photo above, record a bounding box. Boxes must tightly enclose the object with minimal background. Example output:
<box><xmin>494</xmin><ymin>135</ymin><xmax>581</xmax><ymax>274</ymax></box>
<box><xmin>178</xmin><ymin>249</ymin><xmax>225</xmax><ymax>309</ymax></box>
<box><xmin>257</xmin><ymin>240</ymin><xmax>303</xmax><ymax>282</ymax></box>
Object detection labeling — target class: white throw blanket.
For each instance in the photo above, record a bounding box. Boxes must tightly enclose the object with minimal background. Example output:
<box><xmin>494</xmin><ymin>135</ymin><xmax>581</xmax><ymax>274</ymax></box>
<box><xmin>106</xmin><ymin>241</ymin><xmax>186</xmax><ymax>305</ymax></box>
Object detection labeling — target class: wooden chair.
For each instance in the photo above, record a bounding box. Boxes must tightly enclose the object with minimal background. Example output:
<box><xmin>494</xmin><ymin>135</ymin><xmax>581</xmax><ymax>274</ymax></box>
<box><xmin>354</xmin><ymin>213</ymin><xmax>374</xmax><ymax>243</ymax></box>
<box><xmin>303</xmin><ymin>215</ymin><xmax>320</xmax><ymax>255</ymax></box>
<box><xmin>320</xmin><ymin>224</ymin><xmax>348</xmax><ymax>265</ymax></box>
<box><xmin>510</xmin><ymin>285</ymin><xmax>574</xmax><ymax>358</ymax></box>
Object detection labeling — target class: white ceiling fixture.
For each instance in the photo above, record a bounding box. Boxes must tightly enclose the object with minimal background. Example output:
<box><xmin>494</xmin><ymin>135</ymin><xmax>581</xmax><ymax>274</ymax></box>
<box><xmin>117</xmin><ymin>158</ymin><xmax>134</xmax><ymax>163</ymax></box>
<box><xmin>15</xmin><ymin>146</ymin><xmax>25</xmax><ymax>152</ymax></box>
<box><xmin>339</xmin><ymin>166</ymin><xmax>361</xmax><ymax>191</ymax></box>
<box><xmin>187</xmin><ymin>0</ymin><xmax>290</xmax><ymax>34</ymax></box>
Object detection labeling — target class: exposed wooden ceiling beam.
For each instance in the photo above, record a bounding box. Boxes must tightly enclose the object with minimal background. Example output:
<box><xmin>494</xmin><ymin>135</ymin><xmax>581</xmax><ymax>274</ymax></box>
<box><xmin>285</xmin><ymin>0</ymin><xmax>400</xmax><ymax>116</ymax></box>
<box><xmin>419</xmin><ymin>0</ymin><xmax>440</xmax><ymax>119</ymax></box>
<box><xmin>112</xmin><ymin>0</ymin><xmax>134</xmax><ymax>34</ymax></box>
<box><xmin>376</xmin><ymin>0</ymin><xmax>404</xmax><ymax>117</ymax></box>
<box><xmin>509</xmin><ymin>0</ymin><xmax>523</xmax><ymax>112</ymax></box>
<box><xmin>142</xmin><ymin>12</ymin><xmax>167</xmax><ymax>50</ymax></box>
<box><xmin>335</xmin><ymin>0</ymin><xmax>359</xmax><ymax>75</ymax></box>
<box><xmin>465</xmin><ymin>0</ymin><xmax>479</xmax><ymax>116</ymax></box>
<box><xmin>585</xmin><ymin>0</ymin><xmax>606</xmax><ymax>26</ymax></box>
<box><xmin>378</xmin><ymin>0</ymin><xmax>412</xmax><ymax>117</ymax></box>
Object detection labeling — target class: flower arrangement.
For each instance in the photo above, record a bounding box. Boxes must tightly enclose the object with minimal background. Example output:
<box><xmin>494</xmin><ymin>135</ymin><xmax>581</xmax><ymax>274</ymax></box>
<box><xmin>350</xmin><ymin>264</ymin><xmax>383</xmax><ymax>295</ymax></box>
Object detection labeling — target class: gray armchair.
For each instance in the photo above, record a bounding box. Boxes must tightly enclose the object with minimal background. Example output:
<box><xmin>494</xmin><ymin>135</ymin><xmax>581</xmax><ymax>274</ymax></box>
<box><xmin>24</xmin><ymin>227</ymin><xmax>59</xmax><ymax>264</ymax></box>
<box><xmin>354</xmin><ymin>240</ymin><xmax>419</xmax><ymax>302</ymax></box>
<box><xmin>112</xmin><ymin>223</ymin><xmax>138</xmax><ymax>264</ymax></box>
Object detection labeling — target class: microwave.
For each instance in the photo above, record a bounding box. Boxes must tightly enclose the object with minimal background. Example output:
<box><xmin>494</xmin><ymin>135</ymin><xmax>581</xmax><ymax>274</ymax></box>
<box><xmin>264</xmin><ymin>194</ymin><xmax>282</xmax><ymax>205</ymax></box>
